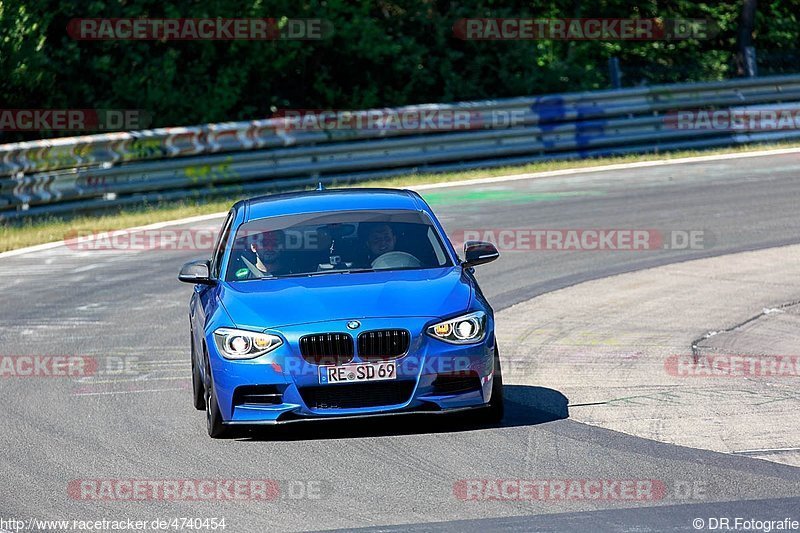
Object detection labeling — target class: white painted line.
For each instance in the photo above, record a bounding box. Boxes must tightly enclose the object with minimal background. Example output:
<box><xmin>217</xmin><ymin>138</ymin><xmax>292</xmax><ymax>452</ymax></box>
<box><xmin>0</xmin><ymin>239</ymin><xmax>77</xmax><ymax>259</ymax></box>
<box><xmin>0</xmin><ymin>212</ymin><xmax>226</xmax><ymax>259</ymax></box>
<box><xmin>72</xmin><ymin>388</ymin><xmax>186</xmax><ymax>396</ymax></box>
<box><xmin>72</xmin><ymin>263</ymin><xmax>102</xmax><ymax>273</ymax></box>
<box><xmin>3</xmin><ymin>145</ymin><xmax>799</xmax><ymax>260</ymax></box>
<box><xmin>77</xmin><ymin>377</ymin><xmax>190</xmax><ymax>385</ymax></box>
<box><xmin>134</xmin><ymin>362</ymin><xmax>190</xmax><ymax>367</ymax></box>
<box><xmin>732</xmin><ymin>446</ymin><xmax>800</xmax><ymax>455</ymax></box>
<box><xmin>410</xmin><ymin>146</ymin><xmax>800</xmax><ymax>191</ymax></box>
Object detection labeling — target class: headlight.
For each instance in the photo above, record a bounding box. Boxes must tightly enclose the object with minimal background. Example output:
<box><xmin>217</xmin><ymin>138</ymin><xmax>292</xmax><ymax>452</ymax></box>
<box><xmin>213</xmin><ymin>328</ymin><xmax>282</xmax><ymax>359</ymax></box>
<box><xmin>427</xmin><ymin>311</ymin><xmax>486</xmax><ymax>344</ymax></box>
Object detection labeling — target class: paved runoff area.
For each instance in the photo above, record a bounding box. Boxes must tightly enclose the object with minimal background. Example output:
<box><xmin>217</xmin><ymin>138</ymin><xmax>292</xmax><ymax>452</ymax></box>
<box><xmin>498</xmin><ymin>244</ymin><xmax>800</xmax><ymax>467</ymax></box>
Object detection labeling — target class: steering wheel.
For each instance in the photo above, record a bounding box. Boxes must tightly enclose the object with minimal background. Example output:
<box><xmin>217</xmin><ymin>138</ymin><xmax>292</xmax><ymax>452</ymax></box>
<box><xmin>241</xmin><ymin>256</ymin><xmax>266</xmax><ymax>278</ymax></box>
<box><xmin>371</xmin><ymin>251</ymin><xmax>422</xmax><ymax>269</ymax></box>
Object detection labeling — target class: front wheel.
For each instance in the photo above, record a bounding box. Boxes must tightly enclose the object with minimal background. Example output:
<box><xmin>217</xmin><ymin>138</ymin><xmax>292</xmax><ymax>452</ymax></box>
<box><xmin>481</xmin><ymin>345</ymin><xmax>505</xmax><ymax>424</ymax></box>
<box><xmin>204</xmin><ymin>356</ymin><xmax>229</xmax><ymax>438</ymax></box>
<box><xmin>191</xmin><ymin>334</ymin><xmax>205</xmax><ymax>410</ymax></box>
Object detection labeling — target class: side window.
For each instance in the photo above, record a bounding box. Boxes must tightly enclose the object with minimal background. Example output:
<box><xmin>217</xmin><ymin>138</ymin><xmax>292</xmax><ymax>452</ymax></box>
<box><xmin>211</xmin><ymin>211</ymin><xmax>235</xmax><ymax>279</ymax></box>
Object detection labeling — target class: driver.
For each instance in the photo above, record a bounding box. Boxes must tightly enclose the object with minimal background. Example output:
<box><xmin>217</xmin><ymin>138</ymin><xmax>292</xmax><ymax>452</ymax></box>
<box><xmin>248</xmin><ymin>230</ymin><xmax>286</xmax><ymax>275</ymax></box>
<box><xmin>366</xmin><ymin>223</ymin><xmax>396</xmax><ymax>262</ymax></box>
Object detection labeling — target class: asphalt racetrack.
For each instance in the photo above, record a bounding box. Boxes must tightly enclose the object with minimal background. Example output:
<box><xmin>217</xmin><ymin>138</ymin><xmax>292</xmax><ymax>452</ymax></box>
<box><xmin>2</xmin><ymin>151</ymin><xmax>800</xmax><ymax>532</ymax></box>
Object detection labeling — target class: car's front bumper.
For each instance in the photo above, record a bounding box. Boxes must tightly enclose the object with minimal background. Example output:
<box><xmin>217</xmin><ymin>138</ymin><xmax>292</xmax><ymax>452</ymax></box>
<box><xmin>224</xmin><ymin>404</ymin><xmax>490</xmax><ymax>426</ymax></box>
<box><xmin>206</xmin><ymin>316</ymin><xmax>497</xmax><ymax>424</ymax></box>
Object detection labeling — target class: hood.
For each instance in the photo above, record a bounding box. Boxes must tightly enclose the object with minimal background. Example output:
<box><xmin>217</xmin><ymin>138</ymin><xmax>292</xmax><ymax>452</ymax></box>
<box><xmin>219</xmin><ymin>267</ymin><xmax>473</xmax><ymax>329</ymax></box>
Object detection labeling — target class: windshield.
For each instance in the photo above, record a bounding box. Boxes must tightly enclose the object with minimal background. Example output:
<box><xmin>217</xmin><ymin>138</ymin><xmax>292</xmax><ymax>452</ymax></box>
<box><xmin>224</xmin><ymin>209</ymin><xmax>452</xmax><ymax>281</ymax></box>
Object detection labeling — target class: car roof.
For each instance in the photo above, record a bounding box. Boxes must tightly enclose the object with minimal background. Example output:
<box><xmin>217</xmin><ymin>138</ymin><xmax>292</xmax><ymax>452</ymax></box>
<box><xmin>237</xmin><ymin>188</ymin><xmax>429</xmax><ymax>222</ymax></box>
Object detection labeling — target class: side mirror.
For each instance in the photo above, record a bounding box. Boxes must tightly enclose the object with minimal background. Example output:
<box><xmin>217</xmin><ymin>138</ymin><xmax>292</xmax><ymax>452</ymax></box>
<box><xmin>462</xmin><ymin>241</ymin><xmax>499</xmax><ymax>268</ymax></box>
<box><xmin>178</xmin><ymin>259</ymin><xmax>215</xmax><ymax>285</ymax></box>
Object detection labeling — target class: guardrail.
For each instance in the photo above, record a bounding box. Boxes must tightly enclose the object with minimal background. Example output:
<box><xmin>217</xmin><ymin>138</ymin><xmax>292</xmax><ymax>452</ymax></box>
<box><xmin>3</xmin><ymin>74</ymin><xmax>800</xmax><ymax>220</ymax></box>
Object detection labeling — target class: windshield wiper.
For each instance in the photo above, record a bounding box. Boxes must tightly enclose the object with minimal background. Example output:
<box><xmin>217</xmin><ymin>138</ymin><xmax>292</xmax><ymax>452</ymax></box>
<box><xmin>304</xmin><ymin>268</ymin><xmax>376</xmax><ymax>276</ymax></box>
<box><xmin>234</xmin><ymin>268</ymin><xmax>379</xmax><ymax>280</ymax></box>
<box><xmin>250</xmin><ymin>268</ymin><xmax>376</xmax><ymax>279</ymax></box>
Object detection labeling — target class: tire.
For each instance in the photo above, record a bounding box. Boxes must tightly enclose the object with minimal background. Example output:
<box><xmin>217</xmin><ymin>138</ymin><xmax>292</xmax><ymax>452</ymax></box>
<box><xmin>482</xmin><ymin>344</ymin><xmax>505</xmax><ymax>424</ymax></box>
<box><xmin>191</xmin><ymin>333</ymin><xmax>205</xmax><ymax>411</ymax></box>
<box><xmin>204</xmin><ymin>354</ymin><xmax>229</xmax><ymax>439</ymax></box>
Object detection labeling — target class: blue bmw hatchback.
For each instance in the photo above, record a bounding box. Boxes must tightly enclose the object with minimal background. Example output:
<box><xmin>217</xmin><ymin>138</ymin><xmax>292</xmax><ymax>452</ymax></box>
<box><xmin>179</xmin><ymin>188</ymin><xmax>503</xmax><ymax>437</ymax></box>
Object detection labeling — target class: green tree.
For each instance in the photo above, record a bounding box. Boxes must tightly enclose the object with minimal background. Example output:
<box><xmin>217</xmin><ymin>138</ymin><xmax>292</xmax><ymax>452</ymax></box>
<box><xmin>1</xmin><ymin>0</ymin><xmax>798</xmax><ymax>142</ymax></box>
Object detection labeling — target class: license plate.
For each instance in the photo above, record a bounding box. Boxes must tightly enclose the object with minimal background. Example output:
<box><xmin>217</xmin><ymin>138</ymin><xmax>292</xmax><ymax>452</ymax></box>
<box><xmin>319</xmin><ymin>361</ymin><xmax>396</xmax><ymax>384</ymax></box>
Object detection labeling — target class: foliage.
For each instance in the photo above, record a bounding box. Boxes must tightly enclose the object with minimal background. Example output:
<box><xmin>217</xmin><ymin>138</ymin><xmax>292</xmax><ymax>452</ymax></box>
<box><xmin>1</xmin><ymin>0</ymin><xmax>797</xmax><ymax>140</ymax></box>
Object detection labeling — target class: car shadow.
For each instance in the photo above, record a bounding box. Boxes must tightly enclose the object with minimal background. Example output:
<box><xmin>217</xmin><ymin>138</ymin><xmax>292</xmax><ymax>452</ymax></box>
<box><xmin>234</xmin><ymin>385</ymin><xmax>569</xmax><ymax>442</ymax></box>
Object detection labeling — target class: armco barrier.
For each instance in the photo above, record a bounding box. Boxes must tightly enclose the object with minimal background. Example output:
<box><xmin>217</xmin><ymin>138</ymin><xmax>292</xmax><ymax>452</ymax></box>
<box><xmin>2</xmin><ymin>74</ymin><xmax>800</xmax><ymax>219</ymax></box>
